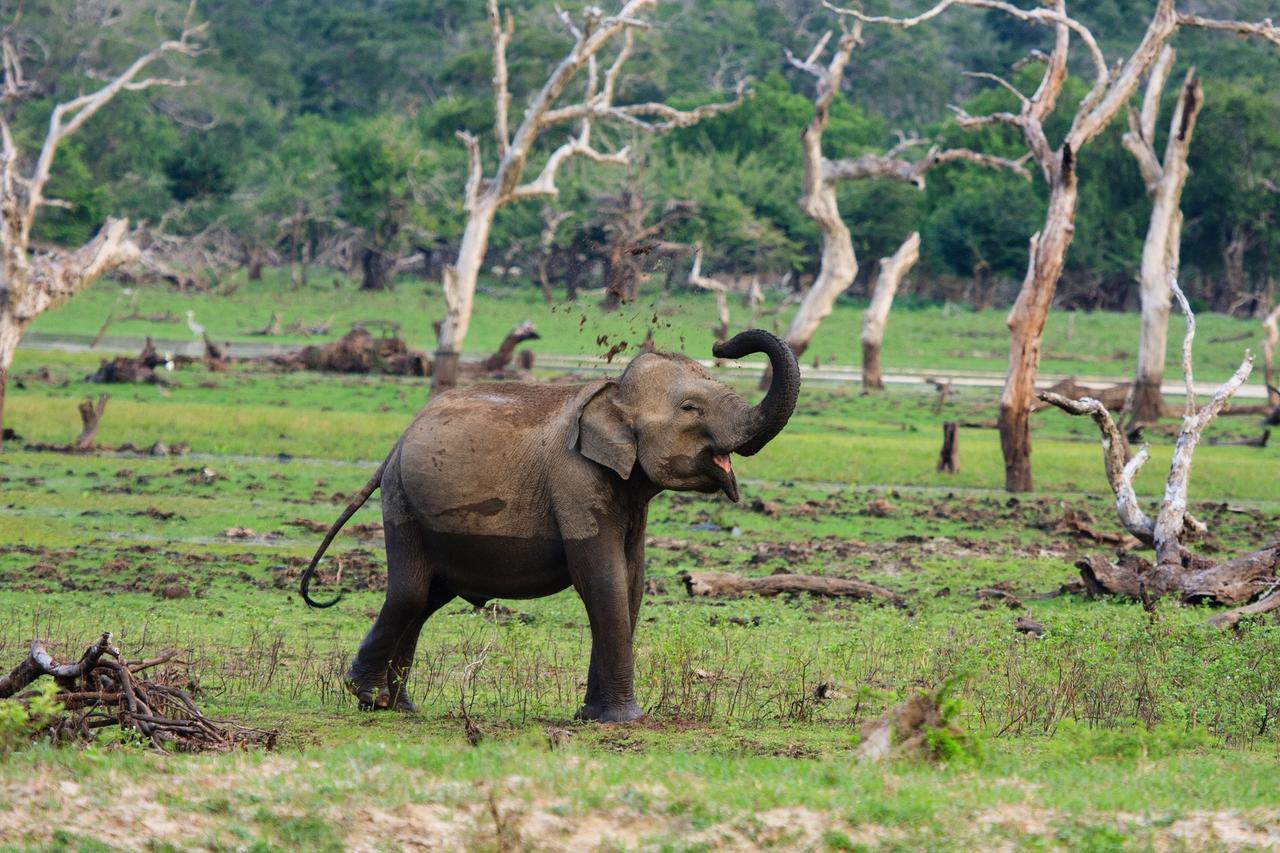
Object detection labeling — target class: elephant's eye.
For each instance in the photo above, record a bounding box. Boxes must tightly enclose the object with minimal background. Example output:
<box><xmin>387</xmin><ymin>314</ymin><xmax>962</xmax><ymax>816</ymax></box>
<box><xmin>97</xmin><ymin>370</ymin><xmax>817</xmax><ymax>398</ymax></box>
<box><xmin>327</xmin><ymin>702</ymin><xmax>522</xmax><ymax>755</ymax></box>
<box><xmin>679</xmin><ymin>401</ymin><xmax>701</xmax><ymax>415</ymax></box>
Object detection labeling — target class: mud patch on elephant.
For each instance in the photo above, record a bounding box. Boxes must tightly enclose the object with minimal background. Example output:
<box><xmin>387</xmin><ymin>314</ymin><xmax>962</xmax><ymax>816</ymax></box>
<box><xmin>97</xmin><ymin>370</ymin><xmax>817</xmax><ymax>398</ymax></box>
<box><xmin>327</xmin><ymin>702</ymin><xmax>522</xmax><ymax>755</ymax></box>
<box><xmin>435</xmin><ymin>497</ymin><xmax>507</xmax><ymax>518</ymax></box>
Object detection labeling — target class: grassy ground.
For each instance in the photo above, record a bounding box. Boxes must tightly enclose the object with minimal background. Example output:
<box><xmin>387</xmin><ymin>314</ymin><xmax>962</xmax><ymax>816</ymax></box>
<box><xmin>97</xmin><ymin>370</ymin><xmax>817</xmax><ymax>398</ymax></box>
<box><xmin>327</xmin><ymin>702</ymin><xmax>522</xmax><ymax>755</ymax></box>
<box><xmin>23</xmin><ymin>266</ymin><xmax>1275</xmax><ymax>380</ymax></box>
<box><xmin>2</xmin><ymin>277</ymin><xmax>1279</xmax><ymax>850</ymax></box>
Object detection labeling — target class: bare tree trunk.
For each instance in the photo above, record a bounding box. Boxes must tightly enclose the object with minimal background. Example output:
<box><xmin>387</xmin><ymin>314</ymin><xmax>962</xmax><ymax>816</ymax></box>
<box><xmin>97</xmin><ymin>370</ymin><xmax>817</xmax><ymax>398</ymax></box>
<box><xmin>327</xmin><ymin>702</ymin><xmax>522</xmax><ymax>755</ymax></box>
<box><xmin>290</xmin><ymin>216</ymin><xmax>304</xmax><ymax>290</ymax></box>
<box><xmin>1124</xmin><ymin>50</ymin><xmax>1203</xmax><ymax>424</ymax></box>
<box><xmin>537</xmin><ymin>208</ymin><xmax>569</xmax><ymax>304</ymax></box>
<box><xmin>360</xmin><ymin>246</ymin><xmax>395</xmax><ymax>292</ymax></box>
<box><xmin>1263</xmin><ymin>305</ymin><xmax>1280</xmax><ymax>405</ymax></box>
<box><xmin>0</xmin><ymin>315</ymin><xmax>16</xmax><ymax>445</ymax></box>
<box><xmin>1221</xmin><ymin>227</ymin><xmax>1250</xmax><ymax>312</ymax></box>
<box><xmin>435</xmin><ymin>200</ymin><xmax>498</xmax><ymax>392</ymax></box>
<box><xmin>247</xmin><ymin>247</ymin><xmax>264</xmax><ymax>281</ymax></box>
<box><xmin>688</xmin><ymin>244</ymin><xmax>731</xmax><ymax>341</ymax></box>
<box><xmin>861</xmin><ymin>231</ymin><xmax>920</xmax><ymax>390</ymax></box>
<box><xmin>1001</xmin><ymin>170</ymin><xmax>1078</xmax><ymax>492</ymax></box>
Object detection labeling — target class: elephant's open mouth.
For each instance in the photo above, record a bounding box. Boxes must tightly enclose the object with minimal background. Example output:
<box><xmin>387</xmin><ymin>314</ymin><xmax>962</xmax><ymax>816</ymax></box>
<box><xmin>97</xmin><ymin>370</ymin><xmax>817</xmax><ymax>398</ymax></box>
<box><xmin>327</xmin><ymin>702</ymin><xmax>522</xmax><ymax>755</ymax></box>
<box><xmin>706</xmin><ymin>450</ymin><xmax>739</xmax><ymax>502</ymax></box>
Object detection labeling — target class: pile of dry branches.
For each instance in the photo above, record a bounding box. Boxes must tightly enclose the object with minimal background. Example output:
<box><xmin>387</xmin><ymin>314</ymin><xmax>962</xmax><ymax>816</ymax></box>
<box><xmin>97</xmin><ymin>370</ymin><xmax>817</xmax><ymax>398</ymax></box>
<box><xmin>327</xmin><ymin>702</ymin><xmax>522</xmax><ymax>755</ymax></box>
<box><xmin>0</xmin><ymin>632</ymin><xmax>275</xmax><ymax>752</ymax></box>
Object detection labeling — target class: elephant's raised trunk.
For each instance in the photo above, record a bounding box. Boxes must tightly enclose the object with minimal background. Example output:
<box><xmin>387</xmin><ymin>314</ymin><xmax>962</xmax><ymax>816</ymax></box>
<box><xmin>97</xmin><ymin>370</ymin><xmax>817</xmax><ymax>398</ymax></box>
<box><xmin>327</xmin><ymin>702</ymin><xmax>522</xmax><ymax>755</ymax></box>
<box><xmin>713</xmin><ymin>330</ymin><xmax>801</xmax><ymax>456</ymax></box>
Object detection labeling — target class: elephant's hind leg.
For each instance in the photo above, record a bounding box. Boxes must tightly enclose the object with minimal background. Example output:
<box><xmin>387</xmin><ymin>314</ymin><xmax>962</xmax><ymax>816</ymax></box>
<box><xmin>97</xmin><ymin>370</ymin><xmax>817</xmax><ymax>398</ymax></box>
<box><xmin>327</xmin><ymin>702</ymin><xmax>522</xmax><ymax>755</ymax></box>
<box><xmin>345</xmin><ymin>511</ymin><xmax>443</xmax><ymax>711</ymax></box>
<box><xmin>386</xmin><ymin>582</ymin><xmax>454</xmax><ymax>713</ymax></box>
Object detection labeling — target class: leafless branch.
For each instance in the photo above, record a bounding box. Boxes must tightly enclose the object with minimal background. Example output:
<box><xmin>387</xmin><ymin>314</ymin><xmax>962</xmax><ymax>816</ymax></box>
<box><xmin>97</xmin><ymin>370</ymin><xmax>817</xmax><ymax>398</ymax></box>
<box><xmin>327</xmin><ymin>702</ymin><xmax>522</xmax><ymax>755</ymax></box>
<box><xmin>1152</xmin><ymin>278</ymin><xmax>1254</xmax><ymax>564</ymax></box>
<box><xmin>1176</xmin><ymin>13</ymin><xmax>1280</xmax><ymax>47</ymax></box>
<box><xmin>488</xmin><ymin>0</ymin><xmax>513</xmax><ymax>157</ymax></box>
<box><xmin>24</xmin><ymin>16</ymin><xmax>206</xmax><ymax>234</ymax></box>
<box><xmin>456</xmin><ymin>130</ymin><xmax>483</xmax><ymax>211</ymax></box>
<box><xmin>688</xmin><ymin>243</ymin><xmax>730</xmax><ymax>340</ymax></box>
<box><xmin>1037</xmin><ymin>392</ymin><xmax>1154</xmax><ymax>542</ymax></box>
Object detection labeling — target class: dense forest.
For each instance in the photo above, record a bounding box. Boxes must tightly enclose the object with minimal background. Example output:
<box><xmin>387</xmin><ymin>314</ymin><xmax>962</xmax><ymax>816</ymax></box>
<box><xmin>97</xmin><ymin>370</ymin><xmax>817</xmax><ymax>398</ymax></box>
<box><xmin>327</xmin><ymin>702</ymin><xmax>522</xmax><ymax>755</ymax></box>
<box><xmin>14</xmin><ymin>0</ymin><xmax>1280</xmax><ymax>312</ymax></box>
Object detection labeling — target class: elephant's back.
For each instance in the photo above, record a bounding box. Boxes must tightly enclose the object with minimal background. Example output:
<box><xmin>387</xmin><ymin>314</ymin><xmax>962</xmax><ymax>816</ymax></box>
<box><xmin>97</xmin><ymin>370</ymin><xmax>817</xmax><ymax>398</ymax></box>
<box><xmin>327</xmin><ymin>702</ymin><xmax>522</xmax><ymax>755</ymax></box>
<box><xmin>394</xmin><ymin>381</ymin><xmax>600</xmax><ymax>536</ymax></box>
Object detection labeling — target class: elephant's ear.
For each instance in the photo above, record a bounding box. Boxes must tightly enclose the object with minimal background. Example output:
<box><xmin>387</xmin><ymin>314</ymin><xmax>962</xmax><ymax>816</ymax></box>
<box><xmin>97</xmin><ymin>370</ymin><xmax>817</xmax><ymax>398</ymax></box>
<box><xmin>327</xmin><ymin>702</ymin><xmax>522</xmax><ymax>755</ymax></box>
<box><xmin>569</xmin><ymin>382</ymin><xmax>636</xmax><ymax>480</ymax></box>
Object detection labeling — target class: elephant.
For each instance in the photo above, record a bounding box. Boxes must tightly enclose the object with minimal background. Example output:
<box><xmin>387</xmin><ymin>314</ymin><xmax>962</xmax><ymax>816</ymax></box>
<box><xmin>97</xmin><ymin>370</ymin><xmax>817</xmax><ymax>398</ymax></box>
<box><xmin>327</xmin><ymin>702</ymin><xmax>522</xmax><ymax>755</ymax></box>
<box><xmin>300</xmin><ymin>329</ymin><xmax>800</xmax><ymax>723</ymax></box>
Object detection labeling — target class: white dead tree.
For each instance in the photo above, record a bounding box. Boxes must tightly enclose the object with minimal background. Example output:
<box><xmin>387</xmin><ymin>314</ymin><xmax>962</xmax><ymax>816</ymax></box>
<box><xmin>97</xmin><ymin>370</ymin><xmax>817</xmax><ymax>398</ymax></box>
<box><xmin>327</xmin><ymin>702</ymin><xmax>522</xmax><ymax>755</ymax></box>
<box><xmin>1041</xmin><ymin>279</ymin><xmax>1279</xmax><ymax>629</ymax></box>
<box><xmin>0</xmin><ymin>10</ymin><xmax>205</xmax><ymax>444</ymax></box>
<box><xmin>1262</xmin><ymin>304</ymin><xmax>1280</xmax><ymax>406</ymax></box>
<box><xmin>770</xmin><ymin>23</ymin><xmax>1027</xmax><ymax>389</ymax></box>
<box><xmin>431</xmin><ymin>0</ymin><xmax>745</xmax><ymax>392</ymax></box>
<box><xmin>832</xmin><ymin>0</ymin><xmax>1280</xmax><ymax>491</ymax></box>
<box><xmin>687</xmin><ymin>243</ymin><xmax>730</xmax><ymax>342</ymax></box>
<box><xmin>1122</xmin><ymin>46</ymin><xmax>1202</xmax><ymax>424</ymax></box>
<box><xmin>861</xmin><ymin>231</ymin><xmax>920</xmax><ymax>389</ymax></box>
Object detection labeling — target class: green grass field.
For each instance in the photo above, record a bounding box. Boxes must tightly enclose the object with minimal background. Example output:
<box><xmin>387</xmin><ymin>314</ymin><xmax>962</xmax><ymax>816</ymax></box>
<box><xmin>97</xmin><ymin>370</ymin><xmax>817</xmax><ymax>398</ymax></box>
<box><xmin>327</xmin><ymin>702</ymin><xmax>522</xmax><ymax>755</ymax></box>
<box><xmin>2</xmin><ymin>275</ymin><xmax>1279</xmax><ymax>850</ymax></box>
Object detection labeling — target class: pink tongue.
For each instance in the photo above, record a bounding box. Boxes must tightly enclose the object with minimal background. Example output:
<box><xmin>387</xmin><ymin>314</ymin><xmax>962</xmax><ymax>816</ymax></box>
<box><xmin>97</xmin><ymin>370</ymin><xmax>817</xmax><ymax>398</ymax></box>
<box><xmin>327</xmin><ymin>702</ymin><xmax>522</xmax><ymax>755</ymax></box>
<box><xmin>712</xmin><ymin>453</ymin><xmax>733</xmax><ymax>474</ymax></box>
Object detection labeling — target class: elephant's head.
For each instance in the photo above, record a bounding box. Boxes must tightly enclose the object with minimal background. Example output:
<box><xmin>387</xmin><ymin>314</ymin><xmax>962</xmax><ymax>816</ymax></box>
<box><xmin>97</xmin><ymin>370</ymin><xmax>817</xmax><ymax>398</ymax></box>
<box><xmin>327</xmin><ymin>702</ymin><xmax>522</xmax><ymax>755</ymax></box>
<box><xmin>571</xmin><ymin>330</ymin><xmax>801</xmax><ymax>501</ymax></box>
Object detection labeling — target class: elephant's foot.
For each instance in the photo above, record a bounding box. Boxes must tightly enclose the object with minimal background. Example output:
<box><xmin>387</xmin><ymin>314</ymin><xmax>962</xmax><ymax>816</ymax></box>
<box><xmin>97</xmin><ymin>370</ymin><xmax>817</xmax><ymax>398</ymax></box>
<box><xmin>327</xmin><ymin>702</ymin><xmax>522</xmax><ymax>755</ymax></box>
<box><xmin>343</xmin><ymin>673</ymin><xmax>391</xmax><ymax>711</ymax></box>
<box><xmin>388</xmin><ymin>688</ymin><xmax>419</xmax><ymax>714</ymax></box>
<box><xmin>574</xmin><ymin>703</ymin><xmax>603</xmax><ymax>722</ymax></box>
<box><xmin>576</xmin><ymin>701</ymin><xmax>642</xmax><ymax>724</ymax></box>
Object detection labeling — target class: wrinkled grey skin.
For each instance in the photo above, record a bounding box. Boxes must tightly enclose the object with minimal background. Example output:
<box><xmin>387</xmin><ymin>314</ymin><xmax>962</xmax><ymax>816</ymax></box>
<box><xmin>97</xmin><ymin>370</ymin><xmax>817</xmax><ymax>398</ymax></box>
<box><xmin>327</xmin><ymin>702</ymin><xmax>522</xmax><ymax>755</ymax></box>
<box><xmin>301</xmin><ymin>330</ymin><xmax>800</xmax><ymax>722</ymax></box>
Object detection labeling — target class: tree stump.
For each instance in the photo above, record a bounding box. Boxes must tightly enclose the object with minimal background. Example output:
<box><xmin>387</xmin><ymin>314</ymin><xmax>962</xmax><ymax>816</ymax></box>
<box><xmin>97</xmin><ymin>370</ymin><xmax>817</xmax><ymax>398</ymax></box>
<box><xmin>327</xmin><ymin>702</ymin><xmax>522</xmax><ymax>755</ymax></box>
<box><xmin>74</xmin><ymin>395</ymin><xmax>108</xmax><ymax>450</ymax></box>
<box><xmin>937</xmin><ymin>422</ymin><xmax>959</xmax><ymax>473</ymax></box>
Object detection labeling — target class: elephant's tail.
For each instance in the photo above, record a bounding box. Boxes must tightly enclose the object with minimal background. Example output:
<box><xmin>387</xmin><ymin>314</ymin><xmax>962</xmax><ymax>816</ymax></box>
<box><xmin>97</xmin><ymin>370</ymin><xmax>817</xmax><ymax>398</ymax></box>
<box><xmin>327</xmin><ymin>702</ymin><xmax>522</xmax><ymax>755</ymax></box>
<box><xmin>300</xmin><ymin>443</ymin><xmax>397</xmax><ymax>609</ymax></box>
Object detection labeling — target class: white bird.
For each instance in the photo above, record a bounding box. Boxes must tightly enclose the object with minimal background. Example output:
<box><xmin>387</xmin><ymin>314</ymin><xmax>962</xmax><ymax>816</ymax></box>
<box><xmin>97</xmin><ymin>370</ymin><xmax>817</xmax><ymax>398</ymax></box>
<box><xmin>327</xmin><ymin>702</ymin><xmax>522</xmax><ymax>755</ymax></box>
<box><xmin>186</xmin><ymin>310</ymin><xmax>205</xmax><ymax>340</ymax></box>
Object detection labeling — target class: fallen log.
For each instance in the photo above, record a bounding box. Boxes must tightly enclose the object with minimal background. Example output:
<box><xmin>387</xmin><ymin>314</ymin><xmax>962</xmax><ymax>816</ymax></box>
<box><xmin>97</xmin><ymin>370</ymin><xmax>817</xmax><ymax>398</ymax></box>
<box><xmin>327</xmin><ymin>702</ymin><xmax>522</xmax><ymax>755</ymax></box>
<box><xmin>284</xmin><ymin>327</ymin><xmax>429</xmax><ymax>376</ymax></box>
<box><xmin>87</xmin><ymin>337</ymin><xmax>172</xmax><ymax>385</ymax></box>
<box><xmin>1208</xmin><ymin>429</ymin><xmax>1269</xmax><ymax>447</ymax></box>
<box><xmin>1032</xmin><ymin>377</ymin><xmax>1132</xmax><ymax>414</ymax></box>
<box><xmin>680</xmin><ymin>570</ymin><xmax>903</xmax><ymax>606</ymax></box>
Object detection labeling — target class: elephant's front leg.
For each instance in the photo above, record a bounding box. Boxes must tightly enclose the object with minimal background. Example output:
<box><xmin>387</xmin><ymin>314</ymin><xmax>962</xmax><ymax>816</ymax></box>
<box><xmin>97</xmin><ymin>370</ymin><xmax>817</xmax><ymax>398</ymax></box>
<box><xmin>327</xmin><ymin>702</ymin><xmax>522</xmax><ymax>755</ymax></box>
<box><xmin>568</xmin><ymin>539</ymin><xmax>643</xmax><ymax>724</ymax></box>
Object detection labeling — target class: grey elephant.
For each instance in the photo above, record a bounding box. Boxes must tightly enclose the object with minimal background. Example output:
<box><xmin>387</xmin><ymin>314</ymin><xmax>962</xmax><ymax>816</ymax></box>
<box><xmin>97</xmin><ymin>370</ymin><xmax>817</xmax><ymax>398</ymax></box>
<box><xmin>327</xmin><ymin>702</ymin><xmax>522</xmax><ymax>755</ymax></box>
<box><xmin>301</xmin><ymin>330</ymin><xmax>800</xmax><ymax>722</ymax></box>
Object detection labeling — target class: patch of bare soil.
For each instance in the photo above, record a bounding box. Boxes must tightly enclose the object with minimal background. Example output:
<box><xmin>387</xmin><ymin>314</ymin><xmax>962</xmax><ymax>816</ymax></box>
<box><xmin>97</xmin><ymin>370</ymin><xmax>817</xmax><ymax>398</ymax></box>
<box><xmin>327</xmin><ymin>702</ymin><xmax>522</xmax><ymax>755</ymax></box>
<box><xmin>273</xmin><ymin>549</ymin><xmax>385</xmax><ymax>592</ymax></box>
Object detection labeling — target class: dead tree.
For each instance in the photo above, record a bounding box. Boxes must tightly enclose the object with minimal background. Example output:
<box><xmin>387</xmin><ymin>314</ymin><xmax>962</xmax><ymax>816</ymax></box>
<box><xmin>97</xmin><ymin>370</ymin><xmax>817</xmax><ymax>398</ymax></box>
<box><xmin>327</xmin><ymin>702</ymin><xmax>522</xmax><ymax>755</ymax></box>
<box><xmin>688</xmin><ymin>243</ymin><xmax>731</xmax><ymax>341</ymax></box>
<box><xmin>771</xmin><ymin>23</ymin><xmax>1026</xmax><ymax>389</ymax></box>
<box><xmin>834</xmin><ymin>0</ymin><xmax>1280</xmax><ymax>491</ymax></box>
<box><xmin>861</xmin><ymin>231</ymin><xmax>920</xmax><ymax>389</ymax></box>
<box><xmin>1123</xmin><ymin>46</ymin><xmax>1203</xmax><ymax>424</ymax></box>
<box><xmin>1040</xmin><ymin>279</ymin><xmax>1279</xmax><ymax>628</ymax></box>
<box><xmin>0</xmin><ymin>9</ymin><xmax>204</xmax><ymax>445</ymax></box>
<box><xmin>1263</xmin><ymin>304</ymin><xmax>1279</xmax><ymax>407</ymax></box>
<box><xmin>431</xmin><ymin>0</ymin><xmax>745</xmax><ymax>392</ymax></box>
